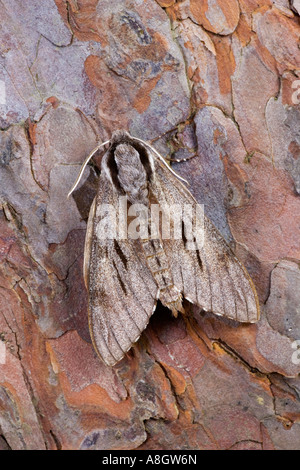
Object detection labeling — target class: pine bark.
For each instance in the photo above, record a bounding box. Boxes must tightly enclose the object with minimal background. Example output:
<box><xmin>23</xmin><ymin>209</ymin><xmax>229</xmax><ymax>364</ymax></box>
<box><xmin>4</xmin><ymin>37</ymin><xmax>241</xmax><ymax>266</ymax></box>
<box><xmin>0</xmin><ymin>0</ymin><xmax>299</xmax><ymax>450</ymax></box>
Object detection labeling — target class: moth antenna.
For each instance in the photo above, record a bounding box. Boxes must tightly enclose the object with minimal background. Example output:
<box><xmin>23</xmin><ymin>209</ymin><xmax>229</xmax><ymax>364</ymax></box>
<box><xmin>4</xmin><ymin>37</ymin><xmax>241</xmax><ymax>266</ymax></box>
<box><xmin>67</xmin><ymin>140</ymin><xmax>110</xmax><ymax>198</ymax></box>
<box><xmin>132</xmin><ymin>136</ymin><xmax>189</xmax><ymax>185</ymax></box>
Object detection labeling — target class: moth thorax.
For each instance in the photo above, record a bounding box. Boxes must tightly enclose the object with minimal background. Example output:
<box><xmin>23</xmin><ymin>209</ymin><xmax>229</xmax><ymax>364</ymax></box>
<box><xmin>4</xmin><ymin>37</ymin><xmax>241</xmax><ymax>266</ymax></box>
<box><xmin>114</xmin><ymin>143</ymin><xmax>149</xmax><ymax>204</ymax></box>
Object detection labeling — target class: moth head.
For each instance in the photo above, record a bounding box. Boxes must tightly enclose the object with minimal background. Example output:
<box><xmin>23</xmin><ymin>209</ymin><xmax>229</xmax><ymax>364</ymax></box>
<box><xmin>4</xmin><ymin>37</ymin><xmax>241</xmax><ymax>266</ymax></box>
<box><xmin>110</xmin><ymin>129</ymin><xmax>131</xmax><ymax>144</ymax></box>
<box><xmin>101</xmin><ymin>131</ymin><xmax>155</xmax><ymax>204</ymax></box>
<box><xmin>68</xmin><ymin>130</ymin><xmax>161</xmax><ymax>199</ymax></box>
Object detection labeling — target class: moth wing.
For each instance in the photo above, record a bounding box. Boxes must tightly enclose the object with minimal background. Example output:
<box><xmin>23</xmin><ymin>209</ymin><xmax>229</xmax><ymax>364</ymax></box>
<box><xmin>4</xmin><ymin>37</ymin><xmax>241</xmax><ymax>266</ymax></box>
<box><xmin>151</xmin><ymin>155</ymin><xmax>260</xmax><ymax>323</ymax></box>
<box><xmin>87</xmin><ymin>175</ymin><xmax>159</xmax><ymax>366</ymax></box>
<box><xmin>83</xmin><ymin>196</ymin><xmax>96</xmax><ymax>289</ymax></box>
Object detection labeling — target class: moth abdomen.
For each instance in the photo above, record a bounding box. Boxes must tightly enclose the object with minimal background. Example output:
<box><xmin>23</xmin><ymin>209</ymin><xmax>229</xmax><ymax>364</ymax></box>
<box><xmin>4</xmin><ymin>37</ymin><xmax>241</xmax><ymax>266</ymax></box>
<box><xmin>141</xmin><ymin>237</ymin><xmax>183</xmax><ymax>316</ymax></box>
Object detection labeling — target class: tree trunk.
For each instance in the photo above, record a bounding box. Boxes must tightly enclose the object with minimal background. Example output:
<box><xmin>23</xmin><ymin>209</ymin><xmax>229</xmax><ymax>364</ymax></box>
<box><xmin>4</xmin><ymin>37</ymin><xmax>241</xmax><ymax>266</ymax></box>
<box><xmin>0</xmin><ymin>0</ymin><xmax>300</xmax><ymax>450</ymax></box>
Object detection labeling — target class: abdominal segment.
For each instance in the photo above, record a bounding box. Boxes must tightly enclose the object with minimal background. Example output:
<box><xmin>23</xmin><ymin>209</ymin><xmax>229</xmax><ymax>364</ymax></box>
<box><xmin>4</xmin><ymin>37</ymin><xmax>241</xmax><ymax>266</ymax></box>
<box><xmin>140</xmin><ymin>237</ymin><xmax>183</xmax><ymax>316</ymax></box>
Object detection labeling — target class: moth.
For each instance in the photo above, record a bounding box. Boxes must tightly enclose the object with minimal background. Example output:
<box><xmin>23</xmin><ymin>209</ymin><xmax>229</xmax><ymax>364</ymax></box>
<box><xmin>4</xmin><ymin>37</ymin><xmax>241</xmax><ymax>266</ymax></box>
<box><xmin>69</xmin><ymin>130</ymin><xmax>260</xmax><ymax>366</ymax></box>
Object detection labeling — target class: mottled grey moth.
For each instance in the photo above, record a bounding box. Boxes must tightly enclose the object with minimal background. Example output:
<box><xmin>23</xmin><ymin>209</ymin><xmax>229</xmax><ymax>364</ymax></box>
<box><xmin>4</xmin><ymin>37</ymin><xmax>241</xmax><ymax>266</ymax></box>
<box><xmin>69</xmin><ymin>130</ymin><xmax>260</xmax><ymax>366</ymax></box>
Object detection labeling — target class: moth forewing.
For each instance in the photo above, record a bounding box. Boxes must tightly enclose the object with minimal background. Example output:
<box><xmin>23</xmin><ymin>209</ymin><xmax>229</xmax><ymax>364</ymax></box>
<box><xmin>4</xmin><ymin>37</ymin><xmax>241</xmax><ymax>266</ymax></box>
<box><xmin>83</xmin><ymin>196</ymin><xmax>96</xmax><ymax>289</ymax></box>
<box><xmin>71</xmin><ymin>130</ymin><xmax>260</xmax><ymax>366</ymax></box>
<box><xmin>87</xmin><ymin>164</ymin><xmax>159</xmax><ymax>366</ymax></box>
<box><xmin>151</xmin><ymin>156</ymin><xmax>260</xmax><ymax>323</ymax></box>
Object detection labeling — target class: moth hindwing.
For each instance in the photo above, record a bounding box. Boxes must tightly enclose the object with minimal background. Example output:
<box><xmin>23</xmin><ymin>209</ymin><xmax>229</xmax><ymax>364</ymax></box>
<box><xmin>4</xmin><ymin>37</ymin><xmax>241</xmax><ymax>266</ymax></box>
<box><xmin>73</xmin><ymin>130</ymin><xmax>260</xmax><ymax>366</ymax></box>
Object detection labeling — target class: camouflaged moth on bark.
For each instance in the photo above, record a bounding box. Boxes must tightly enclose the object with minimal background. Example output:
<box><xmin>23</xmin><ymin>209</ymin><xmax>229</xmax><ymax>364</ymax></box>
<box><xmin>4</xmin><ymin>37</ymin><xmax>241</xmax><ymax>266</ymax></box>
<box><xmin>69</xmin><ymin>130</ymin><xmax>260</xmax><ymax>367</ymax></box>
